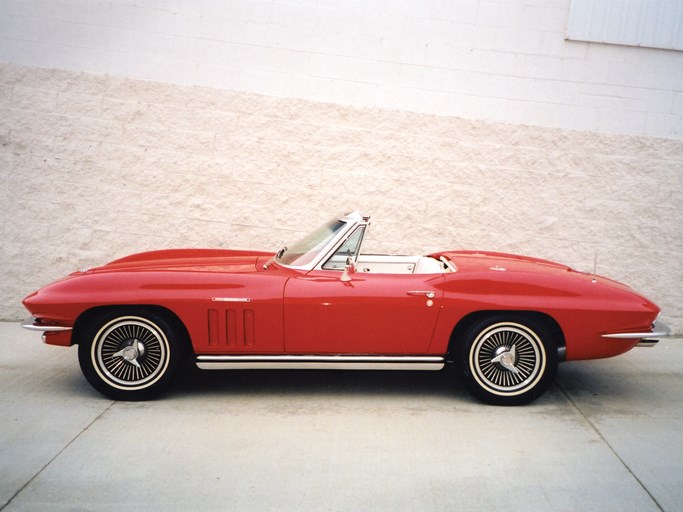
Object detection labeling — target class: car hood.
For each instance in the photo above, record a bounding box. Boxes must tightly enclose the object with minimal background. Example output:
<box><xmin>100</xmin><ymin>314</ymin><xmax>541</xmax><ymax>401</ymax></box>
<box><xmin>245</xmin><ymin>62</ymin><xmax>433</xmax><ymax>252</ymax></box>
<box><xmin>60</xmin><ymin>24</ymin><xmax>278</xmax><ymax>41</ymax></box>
<box><xmin>86</xmin><ymin>249</ymin><xmax>274</xmax><ymax>274</ymax></box>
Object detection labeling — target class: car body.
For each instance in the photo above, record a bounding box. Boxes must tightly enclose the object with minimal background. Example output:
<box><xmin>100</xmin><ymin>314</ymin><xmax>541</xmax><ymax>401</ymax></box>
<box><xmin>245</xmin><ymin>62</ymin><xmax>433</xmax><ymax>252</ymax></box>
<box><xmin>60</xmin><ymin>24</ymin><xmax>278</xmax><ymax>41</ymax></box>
<box><xmin>22</xmin><ymin>211</ymin><xmax>670</xmax><ymax>404</ymax></box>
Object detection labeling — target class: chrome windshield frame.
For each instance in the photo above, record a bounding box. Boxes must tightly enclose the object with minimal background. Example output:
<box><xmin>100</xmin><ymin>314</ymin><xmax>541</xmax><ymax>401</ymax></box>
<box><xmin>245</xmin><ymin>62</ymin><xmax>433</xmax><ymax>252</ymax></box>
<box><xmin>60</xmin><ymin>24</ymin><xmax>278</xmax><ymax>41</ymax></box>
<box><xmin>275</xmin><ymin>211</ymin><xmax>369</xmax><ymax>271</ymax></box>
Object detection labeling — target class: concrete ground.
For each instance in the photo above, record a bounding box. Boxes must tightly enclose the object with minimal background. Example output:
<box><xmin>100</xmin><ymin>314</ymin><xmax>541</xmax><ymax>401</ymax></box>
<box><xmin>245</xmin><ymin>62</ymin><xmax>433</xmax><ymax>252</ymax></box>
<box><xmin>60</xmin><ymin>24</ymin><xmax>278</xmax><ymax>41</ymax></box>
<box><xmin>1</xmin><ymin>322</ymin><xmax>681</xmax><ymax>512</ymax></box>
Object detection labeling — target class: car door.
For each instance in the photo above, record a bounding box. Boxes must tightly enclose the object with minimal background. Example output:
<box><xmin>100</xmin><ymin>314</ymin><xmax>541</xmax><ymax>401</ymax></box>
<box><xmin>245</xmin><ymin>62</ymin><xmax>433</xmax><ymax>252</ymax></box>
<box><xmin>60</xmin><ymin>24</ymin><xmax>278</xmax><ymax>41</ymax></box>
<box><xmin>283</xmin><ymin>271</ymin><xmax>445</xmax><ymax>354</ymax></box>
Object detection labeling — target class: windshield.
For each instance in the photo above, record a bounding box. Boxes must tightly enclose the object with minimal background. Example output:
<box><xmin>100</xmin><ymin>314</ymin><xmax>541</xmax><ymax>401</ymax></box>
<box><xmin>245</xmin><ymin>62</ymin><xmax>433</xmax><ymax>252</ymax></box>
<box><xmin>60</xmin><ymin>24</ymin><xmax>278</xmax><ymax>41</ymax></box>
<box><xmin>278</xmin><ymin>217</ymin><xmax>347</xmax><ymax>267</ymax></box>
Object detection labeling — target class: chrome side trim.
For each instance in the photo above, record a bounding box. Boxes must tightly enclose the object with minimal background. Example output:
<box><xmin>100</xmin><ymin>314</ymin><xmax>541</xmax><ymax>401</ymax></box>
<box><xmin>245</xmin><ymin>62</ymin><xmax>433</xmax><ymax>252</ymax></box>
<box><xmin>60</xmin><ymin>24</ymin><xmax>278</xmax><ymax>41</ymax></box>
<box><xmin>21</xmin><ymin>319</ymin><xmax>72</xmax><ymax>332</ymax></box>
<box><xmin>196</xmin><ymin>354</ymin><xmax>445</xmax><ymax>371</ymax></box>
<box><xmin>212</xmin><ymin>297</ymin><xmax>251</xmax><ymax>302</ymax></box>
<box><xmin>601</xmin><ymin>319</ymin><xmax>671</xmax><ymax>340</ymax></box>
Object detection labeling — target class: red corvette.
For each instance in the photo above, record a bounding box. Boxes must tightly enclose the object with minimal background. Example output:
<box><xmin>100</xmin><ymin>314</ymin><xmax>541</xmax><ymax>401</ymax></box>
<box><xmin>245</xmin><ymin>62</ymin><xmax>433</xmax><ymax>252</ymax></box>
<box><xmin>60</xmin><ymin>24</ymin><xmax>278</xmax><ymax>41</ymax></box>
<box><xmin>22</xmin><ymin>211</ymin><xmax>669</xmax><ymax>405</ymax></box>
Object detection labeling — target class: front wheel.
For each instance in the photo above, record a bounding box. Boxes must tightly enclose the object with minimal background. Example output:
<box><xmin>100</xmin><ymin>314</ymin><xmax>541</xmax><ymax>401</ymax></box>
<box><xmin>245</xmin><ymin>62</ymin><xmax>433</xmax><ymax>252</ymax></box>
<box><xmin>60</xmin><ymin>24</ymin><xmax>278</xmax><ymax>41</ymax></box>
<box><xmin>457</xmin><ymin>315</ymin><xmax>558</xmax><ymax>405</ymax></box>
<box><xmin>78</xmin><ymin>310</ymin><xmax>187</xmax><ymax>400</ymax></box>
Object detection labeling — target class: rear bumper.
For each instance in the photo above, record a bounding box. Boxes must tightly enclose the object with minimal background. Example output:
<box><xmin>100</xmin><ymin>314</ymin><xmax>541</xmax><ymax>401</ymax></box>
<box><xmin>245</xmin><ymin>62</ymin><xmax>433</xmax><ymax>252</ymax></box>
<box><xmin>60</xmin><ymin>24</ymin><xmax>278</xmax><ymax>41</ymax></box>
<box><xmin>601</xmin><ymin>319</ymin><xmax>671</xmax><ymax>347</ymax></box>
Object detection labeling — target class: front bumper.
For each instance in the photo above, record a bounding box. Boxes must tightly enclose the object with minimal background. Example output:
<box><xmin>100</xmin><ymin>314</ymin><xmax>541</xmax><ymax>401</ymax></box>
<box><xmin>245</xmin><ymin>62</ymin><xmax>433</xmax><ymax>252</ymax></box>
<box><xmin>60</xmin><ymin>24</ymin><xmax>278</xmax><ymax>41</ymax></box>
<box><xmin>21</xmin><ymin>318</ymin><xmax>73</xmax><ymax>346</ymax></box>
<box><xmin>21</xmin><ymin>318</ymin><xmax>73</xmax><ymax>333</ymax></box>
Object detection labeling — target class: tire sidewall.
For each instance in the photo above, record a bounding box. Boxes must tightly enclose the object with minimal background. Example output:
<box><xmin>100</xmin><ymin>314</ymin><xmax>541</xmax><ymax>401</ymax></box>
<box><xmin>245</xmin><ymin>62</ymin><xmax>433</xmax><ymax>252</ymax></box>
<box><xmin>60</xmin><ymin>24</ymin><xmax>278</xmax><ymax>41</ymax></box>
<box><xmin>458</xmin><ymin>314</ymin><xmax>558</xmax><ymax>405</ymax></box>
<box><xmin>78</xmin><ymin>309</ymin><xmax>185</xmax><ymax>400</ymax></box>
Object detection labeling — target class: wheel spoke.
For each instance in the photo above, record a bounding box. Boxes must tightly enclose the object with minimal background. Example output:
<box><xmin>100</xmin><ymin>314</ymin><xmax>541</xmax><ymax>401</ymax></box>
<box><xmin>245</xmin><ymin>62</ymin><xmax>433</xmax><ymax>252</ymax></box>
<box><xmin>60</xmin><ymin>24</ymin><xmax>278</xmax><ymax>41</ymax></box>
<box><xmin>94</xmin><ymin>317</ymin><xmax>168</xmax><ymax>388</ymax></box>
<box><xmin>471</xmin><ymin>322</ymin><xmax>545</xmax><ymax>395</ymax></box>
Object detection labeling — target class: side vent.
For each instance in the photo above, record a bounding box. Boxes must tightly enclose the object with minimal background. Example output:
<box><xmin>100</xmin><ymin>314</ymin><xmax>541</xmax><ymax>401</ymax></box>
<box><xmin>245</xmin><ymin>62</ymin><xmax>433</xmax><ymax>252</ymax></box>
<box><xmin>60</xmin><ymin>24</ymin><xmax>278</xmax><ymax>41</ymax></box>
<box><xmin>207</xmin><ymin>308</ymin><xmax>255</xmax><ymax>347</ymax></box>
<box><xmin>226</xmin><ymin>309</ymin><xmax>236</xmax><ymax>346</ymax></box>
<box><xmin>208</xmin><ymin>309</ymin><xmax>219</xmax><ymax>346</ymax></box>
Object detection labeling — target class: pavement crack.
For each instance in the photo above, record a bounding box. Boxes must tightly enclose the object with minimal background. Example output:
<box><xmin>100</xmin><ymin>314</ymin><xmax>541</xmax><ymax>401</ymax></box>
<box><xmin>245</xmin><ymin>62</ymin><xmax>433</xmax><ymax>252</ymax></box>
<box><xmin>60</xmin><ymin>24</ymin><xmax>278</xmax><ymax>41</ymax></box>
<box><xmin>0</xmin><ymin>401</ymin><xmax>116</xmax><ymax>511</ymax></box>
<box><xmin>556</xmin><ymin>382</ymin><xmax>664</xmax><ymax>512</ymax></box>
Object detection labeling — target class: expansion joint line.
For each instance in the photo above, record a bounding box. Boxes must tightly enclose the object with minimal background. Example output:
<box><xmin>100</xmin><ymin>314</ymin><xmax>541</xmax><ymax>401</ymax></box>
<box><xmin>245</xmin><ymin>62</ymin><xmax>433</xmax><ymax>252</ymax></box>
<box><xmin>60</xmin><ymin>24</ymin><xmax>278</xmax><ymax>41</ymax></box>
<box><xmin>0</xmin><ymin>401</ymin><xmax>116</xmax><ymax>511</ymax></box>
<box><xmin>555</xmin><ymin>382</ymin><xmax>663</xmax><ymax>512</ymax></box>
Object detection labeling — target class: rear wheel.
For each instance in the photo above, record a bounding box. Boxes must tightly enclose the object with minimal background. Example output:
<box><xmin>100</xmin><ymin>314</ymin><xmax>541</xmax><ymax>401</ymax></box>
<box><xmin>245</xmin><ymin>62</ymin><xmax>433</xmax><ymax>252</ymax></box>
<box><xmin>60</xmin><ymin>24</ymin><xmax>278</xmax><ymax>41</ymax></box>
<box><xmin>78</xmin><ymin>309</ymin><xmax>187</xmax><ymax>400</ymax></box>
<box><xmin>457</xmin><ymin>315</ymin><xmax>558</xmax><ymax>405</ymax></box>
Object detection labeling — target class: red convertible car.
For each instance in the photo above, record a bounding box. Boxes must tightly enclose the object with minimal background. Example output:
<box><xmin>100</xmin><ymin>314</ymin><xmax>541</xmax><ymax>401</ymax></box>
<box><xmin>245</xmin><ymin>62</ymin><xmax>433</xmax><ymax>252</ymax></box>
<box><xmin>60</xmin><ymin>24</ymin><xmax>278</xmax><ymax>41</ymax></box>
<box><xmin>22</xmin><ymin>211</ymin><xmax>669</xmax><ymax>405</ymax></box>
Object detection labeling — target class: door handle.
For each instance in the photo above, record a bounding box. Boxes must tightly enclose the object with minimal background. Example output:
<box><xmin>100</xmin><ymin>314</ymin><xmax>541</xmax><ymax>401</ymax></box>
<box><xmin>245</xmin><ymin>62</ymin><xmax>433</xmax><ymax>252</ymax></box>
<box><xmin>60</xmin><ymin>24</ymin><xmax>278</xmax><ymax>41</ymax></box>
<box><xmin>407</xmin><ymin>290</ymin><xmax>435</xmax><ymax>298</ymax></box>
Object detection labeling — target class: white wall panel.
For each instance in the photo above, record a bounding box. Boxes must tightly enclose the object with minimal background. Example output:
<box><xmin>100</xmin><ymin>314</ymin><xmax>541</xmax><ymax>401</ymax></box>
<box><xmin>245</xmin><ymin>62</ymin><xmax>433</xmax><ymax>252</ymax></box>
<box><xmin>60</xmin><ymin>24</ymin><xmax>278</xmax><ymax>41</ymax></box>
<box><xmin>567</xmin><ymin>0</ymin><xmax>683</xmax><ymax>51</ymax></box>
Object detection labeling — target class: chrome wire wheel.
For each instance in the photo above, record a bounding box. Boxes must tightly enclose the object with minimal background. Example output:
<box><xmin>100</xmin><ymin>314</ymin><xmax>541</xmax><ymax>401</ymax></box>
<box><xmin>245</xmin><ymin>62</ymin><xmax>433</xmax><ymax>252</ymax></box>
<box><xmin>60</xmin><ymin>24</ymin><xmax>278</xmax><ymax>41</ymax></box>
<box><xmin>91</xmin><ymin>316</ymin><xmax>170</xmax><ymax>391</ymax></box>
<box><xmin>467</xmin><ymin>320</ymin><xmax>550</xmax><ymax>401</ymax></box>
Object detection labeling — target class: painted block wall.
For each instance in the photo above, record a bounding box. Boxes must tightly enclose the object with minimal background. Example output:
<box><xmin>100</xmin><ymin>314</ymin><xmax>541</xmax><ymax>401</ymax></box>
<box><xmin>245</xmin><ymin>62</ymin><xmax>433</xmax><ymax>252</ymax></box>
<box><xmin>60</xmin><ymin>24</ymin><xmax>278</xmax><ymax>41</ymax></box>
<box><xmin>0</xmin><ymin>0</ymin><xmax>681</xmax><ymax>137</ymax></box>
<box><xmin>1</xmin><ymin>63</ymin><xmax>681</xmax><ymax>333</ymax></box>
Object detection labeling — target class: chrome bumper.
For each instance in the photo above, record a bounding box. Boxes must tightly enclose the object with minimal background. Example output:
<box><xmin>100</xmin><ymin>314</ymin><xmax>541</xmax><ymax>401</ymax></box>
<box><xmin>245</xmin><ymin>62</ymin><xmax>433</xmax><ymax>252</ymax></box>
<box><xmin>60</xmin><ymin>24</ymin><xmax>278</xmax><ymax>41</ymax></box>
<box><xmin>601</xmin><ymin>319</ymin><xmax>671</xmax><ymax>347</ymax></box>
<box><xmin>21</xmin><ymin>318</ymin><xmax>73</xmax><ymax>332</ymax></box>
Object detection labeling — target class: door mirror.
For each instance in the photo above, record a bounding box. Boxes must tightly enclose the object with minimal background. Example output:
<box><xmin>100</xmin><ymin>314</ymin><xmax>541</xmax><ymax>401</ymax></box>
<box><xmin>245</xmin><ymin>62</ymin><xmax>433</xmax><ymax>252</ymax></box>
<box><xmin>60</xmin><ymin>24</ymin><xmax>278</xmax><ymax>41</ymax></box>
<box><xmin>341</xmin><ymin>256</ymin><xmax>355</xmax><ymax>282</ymax></box>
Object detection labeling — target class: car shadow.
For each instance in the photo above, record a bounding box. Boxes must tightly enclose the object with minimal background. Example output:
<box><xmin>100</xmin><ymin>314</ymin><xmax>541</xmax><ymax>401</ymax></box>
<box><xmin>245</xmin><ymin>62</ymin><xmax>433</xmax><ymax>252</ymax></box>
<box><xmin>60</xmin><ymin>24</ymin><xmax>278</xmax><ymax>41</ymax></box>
<box><xmin>172</xmin><ymin>365</ymin><xmax>470</xmax><ymax>402</ymax></box>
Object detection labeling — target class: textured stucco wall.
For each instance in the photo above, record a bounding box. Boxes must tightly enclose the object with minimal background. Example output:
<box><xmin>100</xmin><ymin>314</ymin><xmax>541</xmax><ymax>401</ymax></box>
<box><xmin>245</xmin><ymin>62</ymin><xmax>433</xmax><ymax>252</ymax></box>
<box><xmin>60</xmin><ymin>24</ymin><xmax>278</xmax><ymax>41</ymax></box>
<box><xmin>1</xmin><ymin>63</ymin><xmax>682</xmax><ymax>332</ymax></box>
<box><xmin>1</xmin><ymin>0</ymin><xmax>682</xmax><ymax>137</ymax></box>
